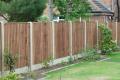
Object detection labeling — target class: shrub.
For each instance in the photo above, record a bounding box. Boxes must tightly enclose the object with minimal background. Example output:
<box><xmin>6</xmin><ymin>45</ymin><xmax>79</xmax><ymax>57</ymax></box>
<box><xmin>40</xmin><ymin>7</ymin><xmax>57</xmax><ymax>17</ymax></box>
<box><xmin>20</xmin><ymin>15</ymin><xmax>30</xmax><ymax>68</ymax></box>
<box><xmin>24</xmin><ymin>71</ymin><xmax>36</xmax><ymax>80</ymax></box>
<box><xmin>61</xmin><ymin>60</ymin><xmax>67</xmax><ymax>65</ymax></box>
<box><xmin>98</xmin><ymin>24</ymin><xmax>117</xmax><ymax>54</ymax></box>
<box><xmin>4</xmin><ymin>49</ymin><xmax>18</xmax><ymax>72</ymax></box>
<box><xmin>37</xmin><ymin>15</ymin><xmax>49</xmax><ymax>21</ymax></box>
<box><xmin>67</xmin><ymin>56</ymin><xmax>74</xmax><ymax>64</ymax></box>
<box><xmin>82</xmin><ymin>49</ymin><xmax>100</xmax><ymax>61</ymax></box>
<box><xmin>42</xmin><ymin>56</ymin><xmax>53</xmax><ymax>68</ymax></box>
<box><xmin>0</xmin><ymin>72</ymin><xmax>19</xmax><ymax>80</ymax></box>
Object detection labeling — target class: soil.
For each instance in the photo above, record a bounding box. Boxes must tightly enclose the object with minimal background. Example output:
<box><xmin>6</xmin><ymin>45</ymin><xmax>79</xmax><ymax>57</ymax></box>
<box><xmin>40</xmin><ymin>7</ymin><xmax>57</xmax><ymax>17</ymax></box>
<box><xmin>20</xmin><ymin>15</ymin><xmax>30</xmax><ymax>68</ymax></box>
<box><xmin>20</xmin><ymin>55</ymin><xmax>107</xmax><ymax>80</ymax></box>
<box><xmin>34</xmin><ymin>59</ymin><xmax>81</xmax><ymax>79</ymax></box>
<box><xmin>20</xmin><ymin>59</ymin><xmax>81</xmax><ymax>80</ymax></box>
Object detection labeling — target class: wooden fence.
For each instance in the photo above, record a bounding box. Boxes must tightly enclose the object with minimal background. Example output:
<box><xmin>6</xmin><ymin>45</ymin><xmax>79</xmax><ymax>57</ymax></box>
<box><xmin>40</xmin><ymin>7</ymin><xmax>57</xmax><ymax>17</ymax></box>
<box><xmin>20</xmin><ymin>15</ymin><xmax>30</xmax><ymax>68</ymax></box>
<box><xmin>0</xmin><ymin>21</ymin><xmax>120</xmax><ymax>72</ymax></box>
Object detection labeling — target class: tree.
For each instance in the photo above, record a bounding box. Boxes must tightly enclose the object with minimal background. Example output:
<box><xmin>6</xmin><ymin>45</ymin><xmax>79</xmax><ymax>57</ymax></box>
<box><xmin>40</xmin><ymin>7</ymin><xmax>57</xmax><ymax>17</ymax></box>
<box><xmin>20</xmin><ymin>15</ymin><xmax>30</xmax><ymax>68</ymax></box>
<box><xmin>1</xmin><ymin>0</ymin><xmax>11</xmax><ymax>3</ymax></box>
<box><xmin>113</xmin><ymin>0</ymin><xmax>120</xmax><ymax>22</ymax></box>
<box><xmin>53</xmin><ymin>0</ymin><xmax>91</xmax><ymax>20</ymax></box>
<box><xmin>0</xmin><ymin>1</ymin><xmax>9</xmax><ymax>20</ymax></box>
<box><xmin>0</xmin><ymin>0</ymin><xmax>47</xmax><ymax>22</ymax></box>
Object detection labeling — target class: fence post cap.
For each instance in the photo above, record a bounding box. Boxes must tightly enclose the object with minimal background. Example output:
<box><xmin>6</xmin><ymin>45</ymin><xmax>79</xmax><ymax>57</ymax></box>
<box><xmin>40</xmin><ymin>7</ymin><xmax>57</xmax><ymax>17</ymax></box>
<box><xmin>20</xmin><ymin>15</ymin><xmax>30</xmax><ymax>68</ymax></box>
<box><xmin>28</xmin><ymin>22</ymin><xmax>32</xmax><ymax>23</ymax></box>
<box><xmin>0</xmin><ymin>21</ymin><xmax>4</xmax><ymax>24</ymax></box>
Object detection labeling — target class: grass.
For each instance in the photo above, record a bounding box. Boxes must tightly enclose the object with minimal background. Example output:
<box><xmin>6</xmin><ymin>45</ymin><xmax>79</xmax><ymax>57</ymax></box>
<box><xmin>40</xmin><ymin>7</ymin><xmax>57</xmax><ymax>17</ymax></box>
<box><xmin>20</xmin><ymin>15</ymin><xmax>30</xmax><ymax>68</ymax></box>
<box><xmin>46</xmin><ymin>52</ymin><xmax>120</xmax><ymax>80</ymax></box>
<box><xmin>107</xmin><ymin>52</ymin><xmax>120</xmax><ymax>62</ymax></box>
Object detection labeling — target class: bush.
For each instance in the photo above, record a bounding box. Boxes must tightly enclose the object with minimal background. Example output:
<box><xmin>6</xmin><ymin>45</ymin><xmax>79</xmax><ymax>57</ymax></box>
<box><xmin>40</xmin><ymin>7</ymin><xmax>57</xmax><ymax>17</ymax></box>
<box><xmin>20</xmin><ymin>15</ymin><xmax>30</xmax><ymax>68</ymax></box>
<box><xmin>82</xmin><ymin>49</ymin><xmax>100</xmax><ymax>61</ymax></box>
<box><xmin>4</xmin><ymin>49</ymin><xmax>18</xmax><ymax>72</ymax></box>
<box><xmin>42</xmin><ymin>56</ymin><xmax>53</xmax><ymax>68</ymax></box>
<box><xmin>0</xmin><ymin>72</ymin><xmax>19</xmax><ymax>80</ymax></box>
<box><xmin>37</xmin><ymin>15</ymin><xmax>49</xmax><ymax>21</ymax></box>
<box><xmin>24</xmin><ymin>71</ymin><xmax>36</xmax><ymax>80</ymax></box>
<box><xmin>98</xmin><ymin>24</ymin><xmax>118</xmax><ymax>54</ymax></box>
<box><xmin>0</xmin><ymin>0</ymin><xmax>47</xmax><ymax>21</ymax></box>
<box><xmin>67</xmin><ymin>56</ymin><xmax>74</xmax><ymax>64</ymax></box>
<box><xmin>61</xmin><ymin>60</ymin><xmax>67</xmax><ymax>65</ymax></box>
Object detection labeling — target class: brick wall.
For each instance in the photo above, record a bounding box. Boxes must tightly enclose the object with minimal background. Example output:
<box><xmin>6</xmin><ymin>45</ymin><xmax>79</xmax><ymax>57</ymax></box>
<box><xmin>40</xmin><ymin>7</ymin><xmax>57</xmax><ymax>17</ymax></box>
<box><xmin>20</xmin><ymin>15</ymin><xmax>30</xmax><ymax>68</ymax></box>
<box><xmin>101</xmin><ymin>0</ymin><xmax>112</xmax><ymax>8</ymax></box>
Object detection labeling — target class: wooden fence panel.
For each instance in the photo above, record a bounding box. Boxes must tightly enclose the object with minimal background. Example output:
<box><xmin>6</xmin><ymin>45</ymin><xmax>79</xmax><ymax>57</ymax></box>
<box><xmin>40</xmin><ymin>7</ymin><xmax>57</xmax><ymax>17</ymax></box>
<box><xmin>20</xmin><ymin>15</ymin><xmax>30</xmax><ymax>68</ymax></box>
<box><xmin>4</xmin><ymin>23</ymin><xmax>30</xmax><ymax>68</ymax></box>
<box><xmin>33</xmin><ymin>22</ymin><xmax>52</xmax><ymax>64</ymax></box>
<box><xmin>0</xmin><ymin>21</ymin><xmax>119</xmax><ymax>70</ymax></box>
<box><xmin>55</xmin><ymin>22</ymin><xmax>70</xmax><ymax>58</ymax></box>
<box><xmin>86</xmin><ymin>22</ymin><xmax>97</xmax><ymax>49</ymax></box>
<box><xmin>90</xmin><ymin>16</ymin><xmax>105</xmax><ymax>23</ymax></box>
<box><xmin>108</xmin><ymin>22</ymin><xmax>116</xmax><ymax>41</ymax></box>
<box><xmin>72</xmin><ymin>21</ymin><xmax>84</xmax><ymax>54</ymax></box>
<box><xmin>117</xmin><ymin>23</ymin><xmax>120</xmax><ymax>46</ymax></box>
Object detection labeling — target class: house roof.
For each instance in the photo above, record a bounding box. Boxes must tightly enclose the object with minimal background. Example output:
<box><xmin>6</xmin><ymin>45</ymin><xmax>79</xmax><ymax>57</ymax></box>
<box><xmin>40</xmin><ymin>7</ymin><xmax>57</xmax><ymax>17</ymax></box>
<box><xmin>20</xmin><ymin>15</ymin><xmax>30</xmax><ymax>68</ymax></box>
<box><xmin>0</xmin><ymin>16</ymin><xmax>7</xmax><ymax>22</ymax></box>
<box><xmin>89</xmin><ymin>0</ymin><xmax>113</xmax><ymax>16</ymax></box>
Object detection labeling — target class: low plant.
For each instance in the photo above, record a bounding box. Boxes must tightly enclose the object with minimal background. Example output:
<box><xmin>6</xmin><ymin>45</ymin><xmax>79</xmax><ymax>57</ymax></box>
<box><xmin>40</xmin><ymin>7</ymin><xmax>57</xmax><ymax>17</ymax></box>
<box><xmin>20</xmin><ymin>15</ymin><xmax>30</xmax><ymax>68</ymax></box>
<box><xmin>82</xmin><ymin>49</ymin><xmax>100</xmax><ymax>61</ymax></box>
<box><xmin>0</xmin><ymin>72</ymin><xmax>19</xmax><ymax>80</ymax></box>
<box><xmin>98</xmin><ymin>24</ymin><xmax>118</xmax><ymax>55</ymax></box>
<box><xmin>67</xmin><ymin>56</ymin><xmax>74</xmax><ymax>64</ymax></box>
<box><xmin>4</xmin><ymin>49</ymin><xmax>18</xmax><ymax>72</ymax></box>
<box><xmin>61</xmin><ymin>60</ymin><xmax>67</xmax><ymax>65</ymax></box>
<box><xmin>42</xmin><ymin>56</ymin><xmax>53</xmax><ymax>68</ymax></box>
<box><xmin>24</xmin><ymin>71</ymin><xmax>36</xmax><ymax>80</ymax></box>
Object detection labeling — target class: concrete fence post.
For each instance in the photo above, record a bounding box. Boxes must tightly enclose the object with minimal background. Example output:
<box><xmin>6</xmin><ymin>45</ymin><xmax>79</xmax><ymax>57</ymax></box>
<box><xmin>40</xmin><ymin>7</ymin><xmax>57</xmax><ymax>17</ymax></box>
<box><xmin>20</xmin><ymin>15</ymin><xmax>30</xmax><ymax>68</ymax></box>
<box><xmin>96</xmin><ymin>20</ymin><xmax>99</xmax><ymax>50</ymax></box>
<box><xmin>0</xmin><ymin>21</ymin><xmax>5</xmax><ymax>76</ymax></box>
<box><xmin>52</xmin><ymin>21</ymin><xmax>55</xmax><ymax>60</ymax></box>
<box><xmin>116</xmin><ymin>22</ymin><xmax>118</xmax><ymax>45</ymax></box>
<box><xmin>84</xmin><ymin>21</ymin><xmax>87</xmax><ymax>51</ymax></box>
<box><xmin>79</xmin><ymin>17</ymin><xmax>82</xmax><ymax>22</ymax></box>
<box><xmin>69</xmin><ymin>21</ymin><xmax>73</xmax><ymax>57</ymax></box>
<box><xmin>29</xmin><ymin>22</ymin><xmax>33</xmax><ymax>71</ymax></box>
<box><xmin>106</xmin><ymin>21</ymin><xmax>109</xmax><ymax>28</ymax></box>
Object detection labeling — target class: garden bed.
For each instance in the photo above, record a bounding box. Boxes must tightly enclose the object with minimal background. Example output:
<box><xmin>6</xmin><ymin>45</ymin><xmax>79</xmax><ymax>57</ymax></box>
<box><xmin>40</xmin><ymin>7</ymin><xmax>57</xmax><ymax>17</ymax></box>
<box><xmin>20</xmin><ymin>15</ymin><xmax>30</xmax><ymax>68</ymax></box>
<box><xmin>20</xmin><ymin>54</ymin><xmax>107</xmax><ymax>80</ymax></box>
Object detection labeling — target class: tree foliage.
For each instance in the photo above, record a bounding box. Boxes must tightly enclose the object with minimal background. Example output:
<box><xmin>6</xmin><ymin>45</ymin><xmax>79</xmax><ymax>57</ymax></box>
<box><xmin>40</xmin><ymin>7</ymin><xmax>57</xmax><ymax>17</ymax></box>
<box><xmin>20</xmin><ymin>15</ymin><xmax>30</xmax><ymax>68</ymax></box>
<box><xmin>53</xmin><ymin>0</ymin><xmax>91</xmax><ymax>20</ymax></box>
<box><xmin>0</xmin><ymin>1</ymin><xmax>8</xmax><ymax>13</ymax></box>
<box><xmin>1</xmin><ymin>0</ymin><xmax>11</xmax><ymax>3</ymax></box>
<box><xmin>0</xmin><ymin>0</ymin><xmax>47</xmax><ymax>22</ymax></box>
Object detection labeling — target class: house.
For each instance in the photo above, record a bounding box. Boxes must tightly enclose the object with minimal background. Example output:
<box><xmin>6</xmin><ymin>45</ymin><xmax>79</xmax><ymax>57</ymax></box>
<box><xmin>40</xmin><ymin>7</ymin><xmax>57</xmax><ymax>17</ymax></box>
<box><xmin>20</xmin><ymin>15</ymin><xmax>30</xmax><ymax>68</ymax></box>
<box><xmin>43</xmin><ymin>0</ymin><xmax>113</xmax><ymax>22</ymax></box>
<box><xmin>112</xmin><ymin>0</ymin><xmax>120</xmax><ymax>21</ymax></box>
<box><xmin>88</xmin><ymin>0</ymin><xmax>113</xmax><ymax>22</ymax></box>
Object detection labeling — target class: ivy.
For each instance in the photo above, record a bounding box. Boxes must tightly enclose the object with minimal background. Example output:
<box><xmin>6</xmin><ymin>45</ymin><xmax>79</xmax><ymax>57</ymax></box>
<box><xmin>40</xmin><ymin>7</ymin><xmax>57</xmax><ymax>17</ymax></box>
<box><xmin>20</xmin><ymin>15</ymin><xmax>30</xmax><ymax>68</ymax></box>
<box><xmin>99</xmin><ymin>24</ymin><xmax>117</xmax><ymax>54</ymax></box>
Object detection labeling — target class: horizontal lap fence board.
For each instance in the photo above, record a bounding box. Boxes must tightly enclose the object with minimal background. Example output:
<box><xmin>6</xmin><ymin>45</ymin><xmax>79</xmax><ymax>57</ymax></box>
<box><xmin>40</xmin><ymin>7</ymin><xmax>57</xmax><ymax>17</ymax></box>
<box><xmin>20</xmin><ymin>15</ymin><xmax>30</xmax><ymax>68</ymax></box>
<box><xmin>32</xmin><ymin>22</ymin><xmax>52</xmax><ymax>64</ymax></box>
<box><xmin>4</xmin><ymin>23</ymin><xmax>30</xmax><ymax>68</ymax></box>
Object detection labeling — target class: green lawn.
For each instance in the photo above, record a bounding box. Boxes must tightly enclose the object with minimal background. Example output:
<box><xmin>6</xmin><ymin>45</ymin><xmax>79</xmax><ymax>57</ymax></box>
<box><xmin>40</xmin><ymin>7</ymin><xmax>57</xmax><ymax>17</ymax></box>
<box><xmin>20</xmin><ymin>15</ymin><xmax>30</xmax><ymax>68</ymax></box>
<box><xmin>46</xmin><ymin>52</ymin><xmax>120</xmax><ymax>80</ymax></box>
